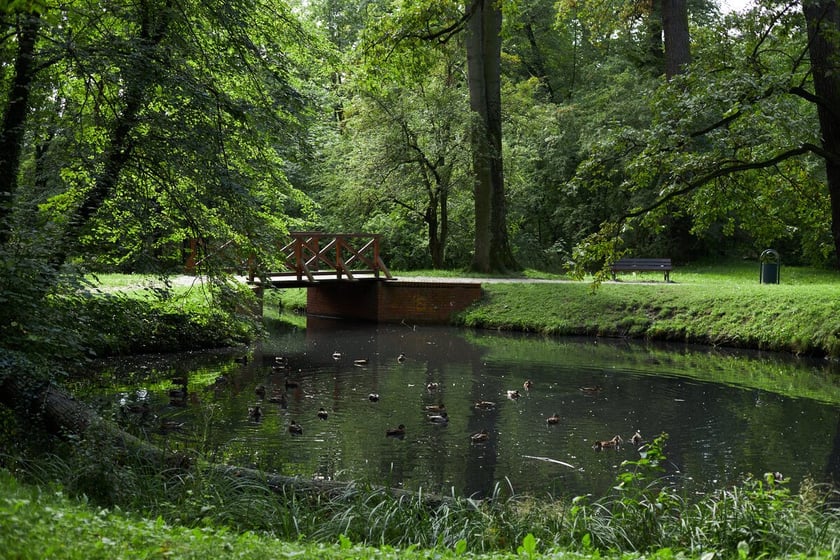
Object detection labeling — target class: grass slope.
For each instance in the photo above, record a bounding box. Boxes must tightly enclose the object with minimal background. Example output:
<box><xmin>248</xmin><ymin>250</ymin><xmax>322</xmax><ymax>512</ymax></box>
<box><xmin>455</xmin><ymin>261</ymin><xmax>840</xmax><ymax>358</ymax></box>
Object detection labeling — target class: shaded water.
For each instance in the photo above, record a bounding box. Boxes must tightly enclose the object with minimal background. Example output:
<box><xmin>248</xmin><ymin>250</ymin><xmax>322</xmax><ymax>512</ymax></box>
<box><xmin>96</xmin><ymin>319</ymin><xmax>840</xmax><ymax>499</ymax></box>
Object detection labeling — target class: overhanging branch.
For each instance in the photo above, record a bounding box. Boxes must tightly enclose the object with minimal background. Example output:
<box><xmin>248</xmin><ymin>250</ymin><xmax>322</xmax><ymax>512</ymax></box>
<box><xmin>625</xmin><ymin>144</ymin><xmax>817</xmax><ymax>219</ymax></box>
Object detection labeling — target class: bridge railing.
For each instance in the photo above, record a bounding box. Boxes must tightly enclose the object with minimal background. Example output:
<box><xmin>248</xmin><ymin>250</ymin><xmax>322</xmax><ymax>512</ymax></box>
<box><xmin>256</xmin><ymin>232</ymin><xmax>393</xmax><ymax>282</ymax></box>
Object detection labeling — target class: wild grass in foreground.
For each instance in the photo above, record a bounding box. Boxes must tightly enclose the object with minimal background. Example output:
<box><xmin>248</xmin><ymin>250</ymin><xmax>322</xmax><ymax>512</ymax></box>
<box><xmin>4</xmin><ymin>434</ymin><xmax>840</xmax><ymax>559</ymax></box>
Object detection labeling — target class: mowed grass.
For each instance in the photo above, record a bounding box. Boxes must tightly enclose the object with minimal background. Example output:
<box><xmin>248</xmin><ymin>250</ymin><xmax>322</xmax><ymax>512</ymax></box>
<box><xmin>435</xmin><ymin>260</ymin><xmax>840</xmax><ymax>358</ymax></box>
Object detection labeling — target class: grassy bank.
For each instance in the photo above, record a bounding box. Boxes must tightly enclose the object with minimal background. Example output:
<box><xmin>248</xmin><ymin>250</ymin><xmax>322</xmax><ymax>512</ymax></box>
<box><xmin>450</xmin><ymin>261</ymin><xmax>840</xmax><ymax>358</ymax></box>
<box><xmin>459</xmin><ymin>281</ymin><xmax>840</xmax><ymax>357</ymax></box>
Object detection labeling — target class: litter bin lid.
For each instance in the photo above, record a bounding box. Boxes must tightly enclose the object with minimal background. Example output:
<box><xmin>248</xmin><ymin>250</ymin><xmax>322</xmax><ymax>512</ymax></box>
<box><xmin>760</xmin><ymin>249</ymin><xmax>780</xmax><ymax>263</ymax></box>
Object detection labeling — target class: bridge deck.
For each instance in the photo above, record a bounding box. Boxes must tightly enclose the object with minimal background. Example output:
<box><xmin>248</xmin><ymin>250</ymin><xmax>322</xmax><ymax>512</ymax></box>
<box><xmin>258</xmin><ymin>272</ymin><xmax>393</xmax><ymax>289</ymax></box>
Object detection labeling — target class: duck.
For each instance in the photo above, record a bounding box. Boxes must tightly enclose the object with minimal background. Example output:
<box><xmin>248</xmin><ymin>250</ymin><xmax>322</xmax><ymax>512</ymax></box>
<box><xmin>579</xmin><ymin>385</ymin><xmax>603</xmax><ymax>396</ymax></box>
<box><xmin>158</xmin><ymin>420</ymin><xmax>185</xmax><ymax>434</ymax></box>
<box><xmin>354</xmin><ymin>358</ymin><xmax>369</xmax><ymax>366</ymax></box>
<box><xmin>234</xmin><ymin>355</ymin><xmax>249</xmax><ymax>365</ymax></box>
<box><xmin>506</xmin><ymin>390</ymin><xmax>521</xmax><ymax>400</ymax></box>
<box><xmin>255</xmin><ymin>384</ymin><xmax>267</xmax><ymax>398</ymax></box>
<box><xmin>631</xmin><ymin>430</ymin><xmax>642</xmax><ymax>445</ymax></box>
<box><xmin>427</xmin><ymin>411</ymin><xmax>449</xmax><ymax>424</ymax></box>
<box><xmin>546</xmin><ymin>413</ymin><xmax>560</xmax><ymax>425</ymax></box>
<box><xmin>523</xmin><ymin>379</ymin><xmax>534</xmax><ymax>391</ymax></box>
<box><xmin>474</xmin><ymin>401</ymin><xmax>496</xmax><ymax>410</ymax></box>
<box><xmin>122</xmin><ymin>402</ymin><xmax>151</xmax><ymax>414</ymax></box>
<box><xmin>397</xmin><ymin>353</ymin><xmax>406</xmax><ymax>363</ymax></box>
<box><xmin>332</xmin><ymin>351</ymin><xmax>342</xmax><ymax>360</ymax></box>
<box><xmin>268</xmin><ymin>391</ymin><xmax>287</xmax><ymax>407</ymax></box>
<box><xmin>368</xmin><ymin>393</ymin><xmax>380</xmax><ymax>402</ymax></box>
<box><xmin>248</xmin><ymin>405</ymin><xmax>263</xmax><ymax>420</ymax></box>
<box><xmin>426</xmin><ymin>382</ymin><xmax>440</xmax><ymax>391</ymax></box>
<box><xmin>288</xmin><ymin>420</ymin><xmax>303</xmax><ymax>435</ymax></box>
<box><xmin>168</xmin><ymin>386</ymin><xmax>188</xmax><ymax>407</ymax></box>
<box><xmin>275</xmin><ymin>356</ymin><xmax>289</xmax><ymax>367</ymax></box>
<box><xmin>424</xmin><ymin>403</ymin><xmax>446</xmax><ymax>413</ymax></box>
<box><xmin>386</xmin><ymin>424</ymin><xmax>406</xmax><ymax>438</ymax></box>
<box><xmin>592</xmin><ymin>435</ymin><xmax>622</xmax><ymax>450</ymax></box>
<box><xmin>470</xmin><ymin>429</ymin><xmax>489</xmax><ymax>443</ymax></box>
<box><xmin>317</xmin><ymin>407</ymin><xmax>329</xmax><ymax>420</ymax></box>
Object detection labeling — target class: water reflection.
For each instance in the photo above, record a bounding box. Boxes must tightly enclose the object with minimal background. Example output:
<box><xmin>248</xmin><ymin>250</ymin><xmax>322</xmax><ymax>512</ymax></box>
<box><xmin>94</xmin><ymin>319</ymin><xmax>840</xmax><ymax>499</ymax></box>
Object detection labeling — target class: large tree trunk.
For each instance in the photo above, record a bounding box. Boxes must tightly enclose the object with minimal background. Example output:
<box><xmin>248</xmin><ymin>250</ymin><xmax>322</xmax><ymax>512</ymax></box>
<box><xmin>803</xmin><ymin>0</ymin><xmax>840</xmax><ymax>269</ymax></box>
<box><xmin>662</xmin><ymin>0</ymin><xmax>691</xmax><ymax>78</ymax></box>
<box><xmin>466</xmin><ymin>0</ymin><xmax>517</xmax><ymax>273</ymax></box>
<box><xmin>0</xmin><ymin>11</ymin><xmax>41</xmax><ymax>242</ymax></box>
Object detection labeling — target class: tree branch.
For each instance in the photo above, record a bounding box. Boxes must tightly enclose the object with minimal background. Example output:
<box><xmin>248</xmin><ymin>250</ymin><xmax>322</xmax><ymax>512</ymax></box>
<box><xmin>625</xmin><ymin>144</ymin><xmax>817</xmax><ymax>218</ymax></box>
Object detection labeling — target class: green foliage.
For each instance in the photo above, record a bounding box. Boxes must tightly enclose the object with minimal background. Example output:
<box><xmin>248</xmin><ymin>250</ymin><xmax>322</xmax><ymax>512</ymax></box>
<box><xmin>77</xmin><ymin>281</ymin><xmax>261</xmax><ymax>356</ymax></box>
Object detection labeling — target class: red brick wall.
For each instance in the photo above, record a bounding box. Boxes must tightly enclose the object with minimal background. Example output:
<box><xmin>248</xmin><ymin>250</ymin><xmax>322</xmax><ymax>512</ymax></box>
<box><xmin>306</xmin><ymin>281</ymin><xmax>483</xmax><ymax>324</ymax></box>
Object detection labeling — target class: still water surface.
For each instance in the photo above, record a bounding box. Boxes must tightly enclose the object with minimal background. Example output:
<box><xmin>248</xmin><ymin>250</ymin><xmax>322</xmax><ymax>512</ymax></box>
<box><xmin>98</xmin><ymin>319</ymin><xmax>840</xmax><ymax>499</ymax></box>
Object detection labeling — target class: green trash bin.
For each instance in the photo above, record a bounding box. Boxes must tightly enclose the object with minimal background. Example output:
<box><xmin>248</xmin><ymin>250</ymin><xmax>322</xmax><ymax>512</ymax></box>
<box><xmin>759</xmin><ymin>249</ymin><xmax>780</xmax><ymax>284</ymax></box>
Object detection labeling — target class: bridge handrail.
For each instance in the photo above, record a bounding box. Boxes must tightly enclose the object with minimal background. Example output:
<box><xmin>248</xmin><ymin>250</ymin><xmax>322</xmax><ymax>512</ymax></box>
<box><xmin>259</xmin><ymin>232</ymin><xmax>393</xmax><ymax>282</ymax></box>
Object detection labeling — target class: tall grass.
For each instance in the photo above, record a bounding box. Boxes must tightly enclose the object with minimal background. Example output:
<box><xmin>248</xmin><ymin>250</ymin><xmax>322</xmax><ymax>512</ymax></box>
<box><xmin>6</xmin><ymin>428</ymin><xmax>840</xmax><ymax>558</ymax></box>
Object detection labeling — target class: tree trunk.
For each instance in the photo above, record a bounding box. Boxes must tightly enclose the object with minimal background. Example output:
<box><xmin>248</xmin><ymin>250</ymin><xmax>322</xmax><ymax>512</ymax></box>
<box><xmin>662</xmin><ymin>0</ymin><xmax>691</xmax><ymax>78</ymax></box>
<box><xmin>57</xmin><ymin>1</ymin><xmax>172</xmax><ymax>265</ymax></box>
<box><xmin>803</xmin><ymin>0</ymin><xmax>840</xmax><ymax>269</ymax></box>
<box><xmin>466</xmin><ymin>0</ymin><xmax>518</xmax><ymax>272</ymax></box>
<box><xmin>0</xmin><ymin>11</ymin><xmax>41</xmax><ymax>242</ymax></box>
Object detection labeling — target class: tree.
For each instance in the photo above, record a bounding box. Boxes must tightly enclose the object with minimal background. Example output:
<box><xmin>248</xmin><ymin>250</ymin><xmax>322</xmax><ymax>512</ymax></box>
<box><xmin>568</xmin><ymin>0</ymin><xmax>840</xmax><ymax>271</ymax></box>
<box><xmin>466</xmin><ymin>0</ymin><xmax>518</xmax><ymax>272</ymax></box>
<box><xmin>315</xmin><ymin>50</ymin><xmax>472</xmax><ymax>269</ymax></box>
<box><xmin>1</xmin><ymin>0</ymin><xmax>320</xmax><ymax>273</ymax></box>
<box><xmin>803</xmin><ymin>0</ymin><xmax>840</xmax><ymax>268</ymax></box>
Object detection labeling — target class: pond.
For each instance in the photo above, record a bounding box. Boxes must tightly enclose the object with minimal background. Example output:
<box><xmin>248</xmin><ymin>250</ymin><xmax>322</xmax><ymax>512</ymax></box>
<box><xmin>94</xmin><ymin>317</ymin><xmax>840</xmax><ymax>500</ymax></box>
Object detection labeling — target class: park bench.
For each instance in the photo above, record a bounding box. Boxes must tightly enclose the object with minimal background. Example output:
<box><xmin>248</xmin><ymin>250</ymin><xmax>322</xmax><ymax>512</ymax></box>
<box><xmin>610</xmin><ymin>258</ymin><xmax>673</xmax><ymax>282</ymax></box>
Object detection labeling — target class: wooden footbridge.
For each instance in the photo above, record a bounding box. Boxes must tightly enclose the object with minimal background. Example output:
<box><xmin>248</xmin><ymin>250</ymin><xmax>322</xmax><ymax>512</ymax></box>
<box><xmin>249</xmin><ymin>232</ymin><xmax>394</xmax><ymax>287</ymax></box>
<box><xmin>228</xmin><ymin>232</ymin><xmax>481</xmax><ymax>324</ymax></box>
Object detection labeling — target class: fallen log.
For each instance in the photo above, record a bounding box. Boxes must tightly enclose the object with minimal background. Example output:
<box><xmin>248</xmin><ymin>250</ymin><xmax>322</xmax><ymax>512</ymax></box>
<box><xmin>0</xmin><ymin>374</ymin><xmax>456</xmax><ymax>507</ymax></box>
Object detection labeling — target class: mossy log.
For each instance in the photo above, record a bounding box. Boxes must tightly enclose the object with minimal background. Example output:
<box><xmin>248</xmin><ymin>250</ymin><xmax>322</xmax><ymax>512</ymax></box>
<box><xmin>0</xmin><ymin>375</ymin><xmax>455</xmax><ymax>507</ymax></box>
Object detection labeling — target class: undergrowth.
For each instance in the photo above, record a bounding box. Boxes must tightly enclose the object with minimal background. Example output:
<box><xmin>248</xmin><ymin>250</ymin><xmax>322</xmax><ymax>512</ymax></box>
<box><xmin>3</xmin><ymin>430</ymin><xmax>839</xmax><ymax>559</ymax></box>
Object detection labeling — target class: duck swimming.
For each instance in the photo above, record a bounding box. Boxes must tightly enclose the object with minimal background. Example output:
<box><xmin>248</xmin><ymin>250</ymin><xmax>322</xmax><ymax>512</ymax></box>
<box><xmin>397</xmin><ymin>353</ymin><xmax>406</xmax><ymax>362</ymax></box>
<box><xmin>268</xmin><ymin>391</ymin><xmax>287</xmax><ymax>405</ymax></box>
<box><xmin>317</xmin><ymin>407</ymin><xmax>329</xmax><ymax>420</ymax></box>
<box><xmin>427</xmin><ymin>411</ymin><xmax>449</xmax><ymax>424</ymax></box>
<box><xmin>288</xmin><ymin>420</ymin><xmax>303</xmax><ymax>435</ymax></box>
<box><xmin>368</xmin><ymin>393</ymin><xmax>380</xmax><ymax>402</ymax></box>
<box><xmin>523</xmin><ymin>380</ymin><xmax>534</xmax><ymax>391</ymax></box>
<box><xmin>631</xmin><ymin>430</ymin><xmax>642</xmax><ymax>445</ymax></box>
<box><xmin>592</xmin><ymin>435</ymin><xmax>622</xmax><ymax>450</ymax></box>
<box><xmin>546</xmin><ymin>413</ymin><xmax>560</xmax><ymax>425</ymax></box>
<box><xmin>506</xmin><ymin>390</ymin><xmax>521</xmax><ymax>400</ymax></box>
<box><xmin>426</xmin><ymin>382</ymin><xmax>440</xmax><ymax>391</ymax></box>
<box><xmin>474</xmin><ymin>401</ymin><xmax>496</xmax><ymax>410</ymax></box>
<box><xmin>248</xmin><ymin>405</ymin><xmax>262</xmax><ymax>420</ymax></box>
<box><xmin>470</xmin><ymin>429</ymin><xmax>489</xmax><ymax>443</ymax></box>
<box><xmin>386</xmin><ymin>424</ymin><xmax>406</xmax><ymax>437</ymax></box>
<box><xmin>424</xmin><ymin>403</ymin><xmax>446</xmax><ymax>413</ymax></box>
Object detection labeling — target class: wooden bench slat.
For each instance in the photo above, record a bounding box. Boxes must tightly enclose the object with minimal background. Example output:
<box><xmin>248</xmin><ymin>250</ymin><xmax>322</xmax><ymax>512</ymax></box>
<box><xmin>610</xmin><ymin>258</ymin><xmax>672</xmax><ymax>282</ymax></box>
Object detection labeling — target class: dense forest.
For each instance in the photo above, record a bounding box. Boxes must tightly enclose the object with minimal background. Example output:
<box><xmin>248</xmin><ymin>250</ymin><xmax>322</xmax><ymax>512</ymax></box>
<box><xmin>1</xmin><ymin>0</ymin><xmax>839</xmax><ymax>281</ymax></box>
